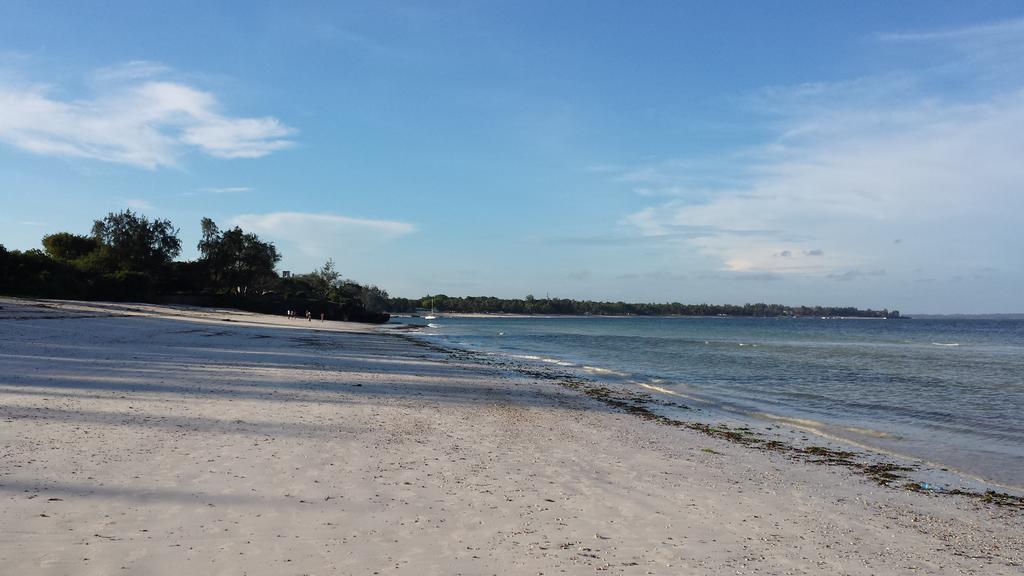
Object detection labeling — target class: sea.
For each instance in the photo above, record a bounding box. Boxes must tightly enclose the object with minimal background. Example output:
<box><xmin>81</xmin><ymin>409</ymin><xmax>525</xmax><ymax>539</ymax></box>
<box><xmin>396</xmin><ymin>315</ymin><xmax>1024</xmax><ymax>492</ymax></box>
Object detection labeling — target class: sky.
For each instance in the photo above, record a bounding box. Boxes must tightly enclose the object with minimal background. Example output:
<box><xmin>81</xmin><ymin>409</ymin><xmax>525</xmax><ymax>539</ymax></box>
<box><xmin>1</xmin><ymin>1</ymin><xmax>1022</xmax><ymax>313</ymax></box>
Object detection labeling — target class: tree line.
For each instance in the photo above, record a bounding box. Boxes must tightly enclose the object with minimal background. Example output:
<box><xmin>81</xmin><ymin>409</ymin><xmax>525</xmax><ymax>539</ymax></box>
<box><xmin>386</xmin><ymin>294</ymin><xmax>900</xmax><ymax>318</ymax></box>
<box><xmin>0</xmin><ymin>210</ymin><xmax>390</xmax><ymax>322</ymax></box>
<box><xmin>1</xmin><ymin>209</ymin><xmax>898</xmax><ymax>320</ymax></box>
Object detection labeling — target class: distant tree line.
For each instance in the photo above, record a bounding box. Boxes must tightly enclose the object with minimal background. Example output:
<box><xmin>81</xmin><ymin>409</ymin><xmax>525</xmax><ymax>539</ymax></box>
<box><xmin>387</xmin><ymin>294</ymin><xmax>899</xmax><ymax>318</ymax></box>
<box><xmin>0</xmin><ymin>210</ymin><xmax>390</xmax><ymax>322</ymax></box>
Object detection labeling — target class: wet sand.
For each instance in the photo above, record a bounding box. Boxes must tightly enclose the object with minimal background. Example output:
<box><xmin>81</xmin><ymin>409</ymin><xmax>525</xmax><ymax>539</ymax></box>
<box><xmin>1</xmin><ymin>297</ymin><xmax>1021</xmax><ymax>575</ymax></box>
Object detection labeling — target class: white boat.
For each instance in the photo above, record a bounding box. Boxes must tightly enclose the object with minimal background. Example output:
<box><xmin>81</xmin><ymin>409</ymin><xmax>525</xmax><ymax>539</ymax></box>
<box><xmin>423</xmin><ymin>296</ymin><xmax>437</xmax><ymax>320</ymax></box>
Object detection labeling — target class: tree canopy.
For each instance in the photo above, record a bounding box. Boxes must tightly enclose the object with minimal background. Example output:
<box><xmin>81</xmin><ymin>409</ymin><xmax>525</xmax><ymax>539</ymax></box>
<box><xmin>1</xmin><ymin>214</ymin><xmax>392</xmax><ymax>322</ymax></box>
<box><xmin>197</xmin><ymin>217</ymin><xmax>281</xmax><ymax>293</ymax></box>
<box><xmin>41</xmin><ymin>232</ymin><xmax>99</xmax><ymax>262</ymax></box>
<box><xmin>90</xmin><ymin>210</ymin><xmax>181</xmax><ymax>274</ymax></box>
<box><xmin>288</xmin><ymin>258</ymin><xmax>390</xmax><ymax>313</ymax></box>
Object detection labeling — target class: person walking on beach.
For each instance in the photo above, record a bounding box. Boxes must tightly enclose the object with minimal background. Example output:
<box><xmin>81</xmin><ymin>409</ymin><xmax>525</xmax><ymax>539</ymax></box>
<box><xmin>320</xmin><ymin>312</ymin><xmax>325</xmax><ymax>323</ymax></box>
<box><xmin>305</xmin><ymin>310</ymin><xmax>312</xmax><ymax>322</ymax></box>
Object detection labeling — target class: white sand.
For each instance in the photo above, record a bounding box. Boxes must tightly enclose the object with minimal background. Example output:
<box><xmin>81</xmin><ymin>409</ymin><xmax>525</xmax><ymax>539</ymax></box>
<box><xmin>1</xmin><ymin>298</ymin><xmax>1020</xmax><ymax>575</ymax></box>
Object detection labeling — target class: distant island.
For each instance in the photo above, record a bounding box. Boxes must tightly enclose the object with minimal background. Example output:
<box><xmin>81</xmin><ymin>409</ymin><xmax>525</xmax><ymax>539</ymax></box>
<box><xmin>387</xmin><ymin>295</ymin><xmax>901</xmax><ymax>319</ymax></box>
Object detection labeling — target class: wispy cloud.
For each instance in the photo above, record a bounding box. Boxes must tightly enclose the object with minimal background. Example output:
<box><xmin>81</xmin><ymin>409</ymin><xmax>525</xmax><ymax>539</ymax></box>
<box><xmin>876</xmin><ymin>16</ymin><xmax>1024</xmax><ymax>44</ymax></box>
<box><xmin>615</xmin><ymin>19</ymin><xmax>1024</xmax><ymax>278</ymax></box>
<box><xmin>0</xmin><ymin>62</ymin><xmax>295</xmax><ymax>168</ymax></box>
<box><xmin>91</xmin><ymin>60</ymin><xmax>170</xmax><ymax>83</ymax></box>
<box><xmin>125</xmin><ymin>199</ymin><xmax>155</xmax><ymax>211</ymax></box>
<box><xmin>229</xmin><ymin>212</ymin><xmax>416</xmax><ymax>268</ymax></box>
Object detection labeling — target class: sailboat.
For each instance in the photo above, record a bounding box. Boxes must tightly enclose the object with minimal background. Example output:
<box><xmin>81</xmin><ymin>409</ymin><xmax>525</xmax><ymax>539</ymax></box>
<box><xmin>423</xmin><ymin>296</ymin><xmax>437</xmax><ymax>320</ymax></box>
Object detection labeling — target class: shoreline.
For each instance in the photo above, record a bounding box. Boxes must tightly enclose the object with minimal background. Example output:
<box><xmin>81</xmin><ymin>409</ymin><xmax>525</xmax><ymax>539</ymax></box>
<box><xmin>2</xmin><ymin>298</ymin><xmax>1021</xmax><ymax>574</ymax></box>
<box><xmin>395</xmin><ymin>316</ymin><xmax>1024</xmax><ymax>495</ymax></box>
<box><xmin>394</xmin><ymin>325</ymin><xmax>1024</xmax><ymax>499</ymax></box>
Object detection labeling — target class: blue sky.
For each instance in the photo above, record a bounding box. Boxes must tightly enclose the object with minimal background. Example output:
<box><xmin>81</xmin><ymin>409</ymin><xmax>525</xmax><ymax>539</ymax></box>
<box><xmin>1</xmin><ymin>2</ymin><xmax>1022</xmax><ymax>313</ymax></box>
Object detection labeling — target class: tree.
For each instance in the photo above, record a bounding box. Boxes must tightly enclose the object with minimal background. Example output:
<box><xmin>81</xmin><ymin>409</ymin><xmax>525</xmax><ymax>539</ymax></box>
<box><xmin>197</xmin><ymin>218</ymin><xmax>280</xmax><ymax>293</ymax></box>
<box><xmin>91</xmin><ymin>210</ymin><xmax>181</xmax><ymax>274</ymax></box>
<box><xmin>358</xmin><ymin>284</ymin><xmax>389</xmax><ymax>312</ymax></box>
<box><xmin>310</xmin><ymin>258</ymin><xmax>341</xmax><ymax>300</ymax></box>
<box><xmin>198</xmin><ymin>217</ymin><xmax>221</xmax><ymax>256</ymax></box>
<box><xmin>41</xmin><ymin>232</ymin><xmax>99</xmax><ymax>262</ymax></box>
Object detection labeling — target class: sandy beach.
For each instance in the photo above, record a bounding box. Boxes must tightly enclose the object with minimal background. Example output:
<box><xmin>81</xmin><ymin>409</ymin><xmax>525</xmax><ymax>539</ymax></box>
<box><xmin>1</xmin><ymin>298</ymin><xmax>1021</xmax><ymax>575</ymax></box>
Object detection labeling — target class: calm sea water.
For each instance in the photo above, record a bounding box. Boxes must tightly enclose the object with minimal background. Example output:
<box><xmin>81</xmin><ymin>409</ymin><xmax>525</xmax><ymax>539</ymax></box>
<box><xmin>401</xmin><ymin>316</ymin><xmax>1024</xmax><ymax>491</ymax></box>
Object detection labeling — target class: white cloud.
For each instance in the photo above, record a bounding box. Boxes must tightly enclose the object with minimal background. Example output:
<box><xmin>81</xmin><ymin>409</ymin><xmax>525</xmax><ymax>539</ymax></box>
<box><xmin>181</xmin><ymin>116</ymin><xmax>293</xmax><ymax>159</ymax></box>
<box><xmin>876</xmin><ymin>16</ymin><xmax>1024</xmax><ymax>45</ymax></box>
<box><xmin>229</xmin><ymin>212</ymin><xmax>416</xmax><ymax>267</ymax></box>
<box><xmin>619</xmin><ymin>21</ymin><xmax>1024</xmax><ymax>280</ymax></box>
<box><xmin>0</xmin><ymin>64</ymin><xmax>295</xmax><ymax>168</ymax></box>
<box><xmin>92</xmin><ymin>60</ymin><xmax>170</xmax><ymax>83</ymax></box>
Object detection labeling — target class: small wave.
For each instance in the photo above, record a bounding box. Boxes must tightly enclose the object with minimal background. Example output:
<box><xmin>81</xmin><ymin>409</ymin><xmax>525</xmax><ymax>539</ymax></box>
<box><xmin>427</xmin><ymin>323</ymin><xmax>442</xmax><ymax>328</ymax></box>
<box><xmin>510</xmin><ymin>353</ymin><xmax>575</xmax><ymax>367</ymax></box>
<box><xmin>637</xmin><ymin>382</ymin><xmax>680</xmax><ymax>396</ymax></box>
<box><xmin>635</xmin><ymin>382</ymin><xmax>708</xmax><ymax>403</ymax></box>
<box><xmin>582</xmin><ymin>365</ymin><xmax>629</xmax><ymax>377</ymax></box>
<box><xmin>931</xmin><ymin>342</ymin><xmax>960</xmax><ymax>347</ymax></box>
<box><xmin>755</xmin><ymin>412</ymin><xmax>828</xmax><ymax>430</ymax></box>
<box><xmin>758</xmin><ymin>413</ymin><xmax>900</xmax><ymax>441</ymax></box>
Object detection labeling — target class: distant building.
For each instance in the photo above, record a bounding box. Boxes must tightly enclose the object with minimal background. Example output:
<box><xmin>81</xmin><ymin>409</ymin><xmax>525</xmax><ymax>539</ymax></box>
<box><xmin>282</xmin><ymin>271</ymin><xmax>291</xmax><ymax>278</ymax></box>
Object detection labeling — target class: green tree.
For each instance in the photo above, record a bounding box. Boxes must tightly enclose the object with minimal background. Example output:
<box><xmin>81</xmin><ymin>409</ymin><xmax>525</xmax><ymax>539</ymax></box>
<box><xmin>41</xmin><ymin>232</ymin><xmax>99</xmax><ymax>262</ymax></box>
<box><xmin>358</xmin><ymin>284</ymin><xmax>389</xmax><ymax>312</ymax></box>
<box><xmin>311</xmin><ymin>258</ymin><xmax>341</xmax><ymax>300</ymax></box>
<box><xmin>90</xmin><ymin>210</ymin><xmax>181</xmax><ymax>274</ymax></box>
<box><xmin>197</xmin><ymin>217</ymin><xmax>280</xmax><ymax>293</ymax></box>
